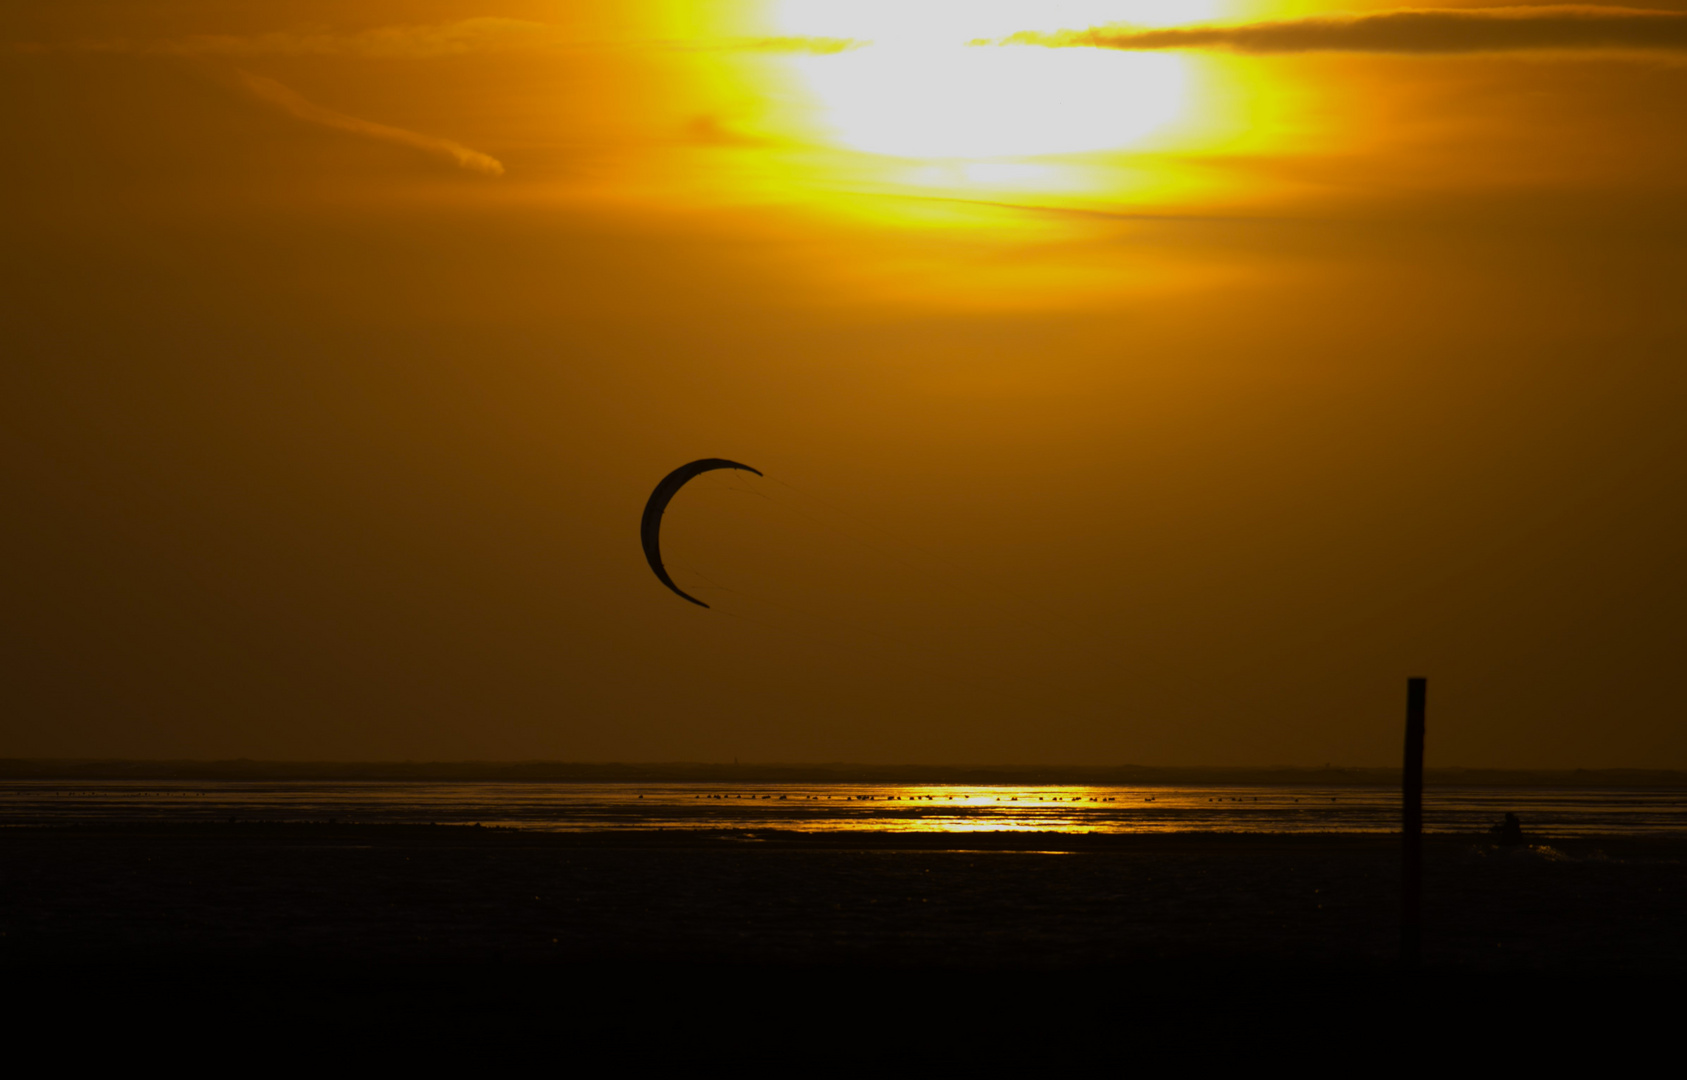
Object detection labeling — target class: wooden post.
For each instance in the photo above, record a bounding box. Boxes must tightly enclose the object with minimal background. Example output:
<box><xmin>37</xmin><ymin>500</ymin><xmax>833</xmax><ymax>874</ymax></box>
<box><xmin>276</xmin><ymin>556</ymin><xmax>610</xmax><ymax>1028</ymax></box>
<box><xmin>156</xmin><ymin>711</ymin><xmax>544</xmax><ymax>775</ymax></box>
<box><xmin>1402</xmin><ymin>676</ymin><xmax>1426</xmax><ymax>967</ymax></box>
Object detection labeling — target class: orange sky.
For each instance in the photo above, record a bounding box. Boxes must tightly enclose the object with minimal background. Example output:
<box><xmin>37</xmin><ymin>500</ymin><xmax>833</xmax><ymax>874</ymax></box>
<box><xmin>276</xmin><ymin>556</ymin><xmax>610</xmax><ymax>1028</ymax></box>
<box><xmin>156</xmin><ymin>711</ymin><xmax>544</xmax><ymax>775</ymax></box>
<box><xmin>4</xmin><ymin>1</ymin><xmax>1687</xmax><ymax>766</ymax></box>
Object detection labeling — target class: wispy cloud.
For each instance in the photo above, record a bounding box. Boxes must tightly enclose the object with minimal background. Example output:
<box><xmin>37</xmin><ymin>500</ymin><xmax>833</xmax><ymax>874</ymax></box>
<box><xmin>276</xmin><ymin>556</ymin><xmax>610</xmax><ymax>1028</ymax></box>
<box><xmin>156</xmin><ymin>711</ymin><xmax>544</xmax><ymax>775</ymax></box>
<box><xmin>236</xmin><ymin>71</ymin><xmax>504</xmax><ymax>175</ymax></box>
<box><xmin>133</xmin><ymin>18</ymin><xmax>564</xmax><ymax>58</ymax></box>
<box><xmin>56</xmin><ymin>19</ymin><xmax>865</xmax><ymax>59</ymax></box>
<box><xmin>984</xmin><ymin>6</ymin><xmax>1687</xmax><ymax>55</ymax></box>
<box><xmin>722</xmin><ymin>36</ymin><xmax>865</xmax><ymax>55</ymax></box>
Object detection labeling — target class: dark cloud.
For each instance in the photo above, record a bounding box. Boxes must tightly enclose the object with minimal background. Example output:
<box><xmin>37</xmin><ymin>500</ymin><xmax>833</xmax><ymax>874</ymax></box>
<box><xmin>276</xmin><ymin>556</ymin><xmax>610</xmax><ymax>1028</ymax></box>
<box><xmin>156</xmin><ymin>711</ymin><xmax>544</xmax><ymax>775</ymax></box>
<box><xmin>990</xmin><ymin>6</ymin><xmax>1687</xmax><ymax>55</ymax></box>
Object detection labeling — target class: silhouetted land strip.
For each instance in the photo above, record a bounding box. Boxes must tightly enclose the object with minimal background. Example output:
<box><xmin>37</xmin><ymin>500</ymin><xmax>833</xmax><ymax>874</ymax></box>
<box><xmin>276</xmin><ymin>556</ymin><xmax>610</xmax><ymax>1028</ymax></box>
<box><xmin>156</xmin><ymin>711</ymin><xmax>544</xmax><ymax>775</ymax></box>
<box><xmin>4</xmin><ymin>822</ymin><xmax>1681</xmax><ymax>970</ymax></box>
<box><xmin>5</xmin><ymin>758</ymin><xmax>1684</xmax><ymax>786</ymax></box>
<box><xmin>5</xmin><ymin>822</ymin><xmax>1678</xmax><ymax>1057</ymax></box>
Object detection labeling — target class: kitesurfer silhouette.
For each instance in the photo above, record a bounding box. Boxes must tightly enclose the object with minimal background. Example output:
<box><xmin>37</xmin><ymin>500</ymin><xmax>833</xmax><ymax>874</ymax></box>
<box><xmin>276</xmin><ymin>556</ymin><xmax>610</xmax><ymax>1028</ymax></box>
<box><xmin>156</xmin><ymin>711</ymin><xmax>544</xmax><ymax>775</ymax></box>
<box><xmin>641</xmin><ymin>458</ymin><xmax>762</xmax><ymax>607</ymax></box>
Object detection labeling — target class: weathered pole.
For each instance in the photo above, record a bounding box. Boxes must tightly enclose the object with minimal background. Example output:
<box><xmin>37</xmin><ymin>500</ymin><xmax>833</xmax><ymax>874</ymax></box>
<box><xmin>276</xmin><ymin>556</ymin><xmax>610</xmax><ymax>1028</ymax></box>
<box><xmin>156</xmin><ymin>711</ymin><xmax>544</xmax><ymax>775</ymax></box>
<box><xmin>1402</xmin><ymin>676</ymin><xmax>1426</xmax><ymax>967</ymax></box>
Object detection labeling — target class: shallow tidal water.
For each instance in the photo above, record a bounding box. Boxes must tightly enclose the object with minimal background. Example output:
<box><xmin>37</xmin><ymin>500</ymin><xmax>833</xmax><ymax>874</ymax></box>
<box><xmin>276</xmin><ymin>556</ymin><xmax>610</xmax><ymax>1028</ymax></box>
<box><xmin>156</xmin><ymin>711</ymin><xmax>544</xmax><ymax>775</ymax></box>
<box><xmin>4</xmin><ymin>780</ymin><xmax>1684</xmax><ymax>835</ymax></box>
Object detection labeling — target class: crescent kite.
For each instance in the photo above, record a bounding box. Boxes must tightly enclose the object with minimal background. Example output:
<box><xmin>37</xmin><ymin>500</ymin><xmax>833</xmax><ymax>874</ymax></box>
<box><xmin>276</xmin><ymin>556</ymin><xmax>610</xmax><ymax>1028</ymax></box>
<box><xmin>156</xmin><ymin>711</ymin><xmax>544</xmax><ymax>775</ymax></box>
<box><xmin>640</xmin><ymin>458</ymin><xmax>763</xmax><ymax>608</ymax></box>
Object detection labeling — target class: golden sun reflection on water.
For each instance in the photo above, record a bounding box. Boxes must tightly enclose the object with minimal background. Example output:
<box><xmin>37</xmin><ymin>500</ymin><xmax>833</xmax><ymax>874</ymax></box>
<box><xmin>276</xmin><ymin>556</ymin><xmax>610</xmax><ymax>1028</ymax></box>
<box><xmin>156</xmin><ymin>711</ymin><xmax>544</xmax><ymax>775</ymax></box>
<box><xmin>687</xmin><ymin>786</ymin><xmax>1272</xmax><ymax>834</ymax></box>
<box><xmin>10</xmin><ymin>784</ymin><xmax>1681</xmax><ymax>836</ymax></box>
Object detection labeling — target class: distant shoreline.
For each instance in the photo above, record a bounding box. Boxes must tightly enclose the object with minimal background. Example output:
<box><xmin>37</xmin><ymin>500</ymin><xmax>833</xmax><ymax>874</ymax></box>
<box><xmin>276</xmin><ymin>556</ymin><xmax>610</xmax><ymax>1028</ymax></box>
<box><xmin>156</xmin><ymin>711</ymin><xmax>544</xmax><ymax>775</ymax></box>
<box><xmin>3</xmin><ymin>759</ymin><xmax>1684</xmax><ymax>787</ymax></box>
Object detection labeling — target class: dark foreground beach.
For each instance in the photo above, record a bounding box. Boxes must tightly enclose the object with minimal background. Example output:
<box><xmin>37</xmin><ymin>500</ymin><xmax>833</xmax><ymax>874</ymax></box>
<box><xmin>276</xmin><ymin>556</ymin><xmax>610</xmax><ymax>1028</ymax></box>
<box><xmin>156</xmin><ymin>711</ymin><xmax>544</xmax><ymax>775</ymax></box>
<box><xmin>4</xmin><ymin>823</ymin><xmax>1682</xmax><ymax>1058</ymax></box>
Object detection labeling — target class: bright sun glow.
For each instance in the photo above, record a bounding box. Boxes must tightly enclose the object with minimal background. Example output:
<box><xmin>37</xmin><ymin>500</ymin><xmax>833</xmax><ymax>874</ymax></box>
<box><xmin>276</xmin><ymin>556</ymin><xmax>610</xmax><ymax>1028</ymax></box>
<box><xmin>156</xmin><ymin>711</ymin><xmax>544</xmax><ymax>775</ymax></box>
<box><xmin>794</xmin><ymin>46</ymin><xmax>1187</xmax><ymax>159</ymax></box>
<box><xmin>776</xmin><ymin>0</ymin><xmax>1220</xmax><ymax>159</ymax></box>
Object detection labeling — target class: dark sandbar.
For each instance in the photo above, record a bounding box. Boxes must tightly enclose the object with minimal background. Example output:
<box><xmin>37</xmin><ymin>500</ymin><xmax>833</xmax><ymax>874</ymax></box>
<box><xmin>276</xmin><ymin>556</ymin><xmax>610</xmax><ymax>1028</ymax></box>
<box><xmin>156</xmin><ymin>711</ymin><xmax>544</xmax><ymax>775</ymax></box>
<box><xmin>5</xmin><ymin>823</ymin><xmax>1679</xmax><ymax>1053</ymax></box>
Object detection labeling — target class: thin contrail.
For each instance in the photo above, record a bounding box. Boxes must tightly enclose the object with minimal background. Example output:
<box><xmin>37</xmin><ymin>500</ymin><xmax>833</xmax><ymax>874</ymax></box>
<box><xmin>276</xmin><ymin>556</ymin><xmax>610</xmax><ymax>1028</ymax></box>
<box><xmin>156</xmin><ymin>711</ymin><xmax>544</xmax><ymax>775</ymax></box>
<box><xmin>236</xmin><ymin>70</ymin><xmax>504</xmax><ymax>176</ymax></box>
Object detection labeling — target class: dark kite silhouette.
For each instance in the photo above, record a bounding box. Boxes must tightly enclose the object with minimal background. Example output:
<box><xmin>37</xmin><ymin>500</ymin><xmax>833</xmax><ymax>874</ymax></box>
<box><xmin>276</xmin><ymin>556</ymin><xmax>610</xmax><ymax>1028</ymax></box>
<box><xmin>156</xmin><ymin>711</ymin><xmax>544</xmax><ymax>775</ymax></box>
<box><xmin>641</xmin><ymin>458</ymin><xmax>762</xmax><ymax>608</ymax></box>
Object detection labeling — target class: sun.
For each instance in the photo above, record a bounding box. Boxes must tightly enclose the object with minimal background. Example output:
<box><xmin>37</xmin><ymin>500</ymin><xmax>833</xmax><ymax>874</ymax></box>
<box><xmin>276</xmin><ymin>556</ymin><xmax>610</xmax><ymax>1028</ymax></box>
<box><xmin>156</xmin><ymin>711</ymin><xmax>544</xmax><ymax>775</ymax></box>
<box><xmin>791</xmin><ymin>44</ymin><xmax>1187</xmax><ymax>159</ymax></box>
<box><xmin>776</xmin><ymin>0</ymin><xmax>1219</xmax><ymax>160</ymax></box>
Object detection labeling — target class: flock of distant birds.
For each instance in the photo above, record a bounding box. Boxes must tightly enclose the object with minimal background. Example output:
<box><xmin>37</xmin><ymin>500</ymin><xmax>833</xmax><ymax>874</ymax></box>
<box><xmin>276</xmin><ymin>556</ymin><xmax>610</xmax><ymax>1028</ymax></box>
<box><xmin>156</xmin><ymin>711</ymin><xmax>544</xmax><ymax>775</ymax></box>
<box><xmin>681</xmin><ymin>793</ymin><xmax>1330</xmax><ymax>803</ymax></box>
<box><xmin>35</xmin><ymin>790</ymin><xmax>1333</xmax><ymax>803</ymax></box>
<box><xmin>693</xmin><ymin>793</ymin><xmax>1127</xmax><ymax>802</ymax></box>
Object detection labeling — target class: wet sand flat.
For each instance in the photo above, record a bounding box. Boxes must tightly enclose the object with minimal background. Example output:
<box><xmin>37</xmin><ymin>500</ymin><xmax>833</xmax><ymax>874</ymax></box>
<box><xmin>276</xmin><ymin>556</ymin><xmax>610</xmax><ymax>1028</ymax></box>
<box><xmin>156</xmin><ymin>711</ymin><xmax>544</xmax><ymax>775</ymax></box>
<box><xmin>4</xmin><ymin>824</ymin><xmax>1681</xmax><ymax>971</ymax></box>
<box><xmin>4</xmin><ymin>824</ymin><xmax>1682</xmax><ymax>1059</ymax></box>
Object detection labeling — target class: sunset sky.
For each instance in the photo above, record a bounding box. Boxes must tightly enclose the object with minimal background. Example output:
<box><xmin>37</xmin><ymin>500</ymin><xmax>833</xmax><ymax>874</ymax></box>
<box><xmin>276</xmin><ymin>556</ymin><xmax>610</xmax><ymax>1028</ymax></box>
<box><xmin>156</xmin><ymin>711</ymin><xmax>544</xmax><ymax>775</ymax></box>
<box><xmin>4</xmin><ymin>1</ymin><xmax>1686</xmax><ymax>767</ymax></box>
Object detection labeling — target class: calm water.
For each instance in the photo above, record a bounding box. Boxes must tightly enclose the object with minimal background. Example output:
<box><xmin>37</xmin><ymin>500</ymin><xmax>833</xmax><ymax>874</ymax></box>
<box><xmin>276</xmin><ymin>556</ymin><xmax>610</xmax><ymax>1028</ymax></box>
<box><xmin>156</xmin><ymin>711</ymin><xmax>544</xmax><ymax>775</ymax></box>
<box><xmin>3</xmin><ymin>781</ymin><xmax>1685</xmax><ymax>836</ymax></box>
